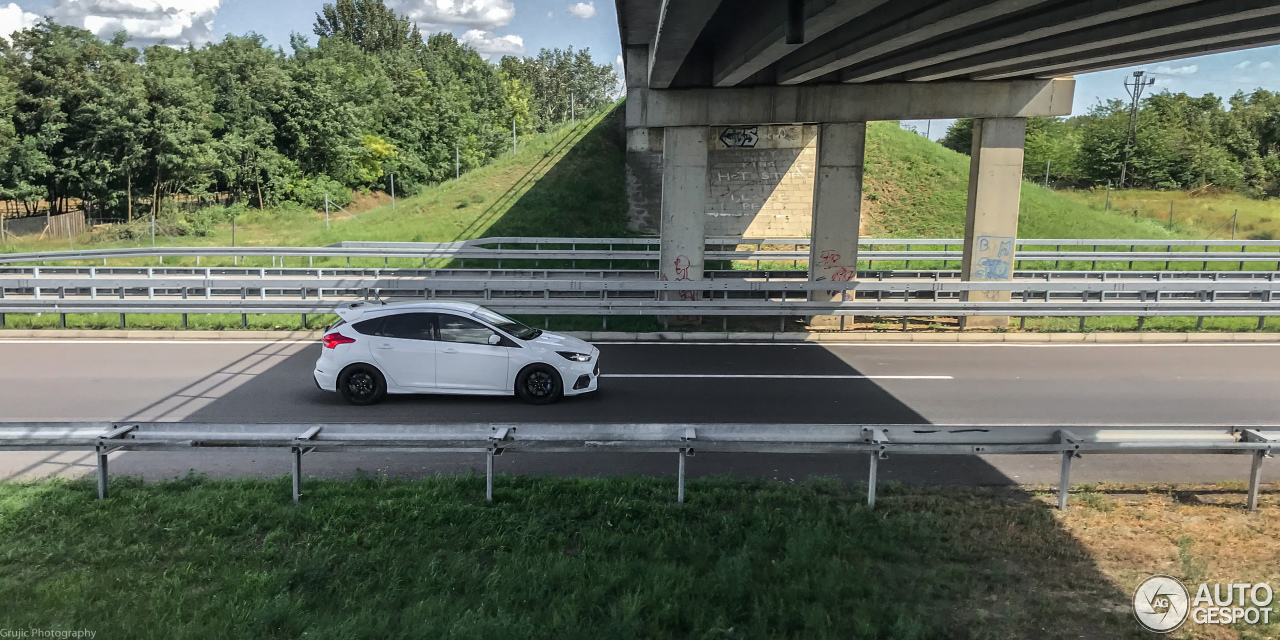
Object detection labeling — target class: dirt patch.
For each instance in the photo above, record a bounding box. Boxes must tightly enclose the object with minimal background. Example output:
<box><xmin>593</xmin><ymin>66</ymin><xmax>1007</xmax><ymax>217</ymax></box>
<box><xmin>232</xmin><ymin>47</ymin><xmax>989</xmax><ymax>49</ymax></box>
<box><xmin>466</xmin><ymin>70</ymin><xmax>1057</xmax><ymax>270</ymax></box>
<box><xmin>345</xmin><ymin>190</ymin><xmax>393</xmax><ymax>215</ymax></box>
<box><xmin>859</xmin><ymin>176</ymin><xmax>910</xmax><ymax>236</ymax></box>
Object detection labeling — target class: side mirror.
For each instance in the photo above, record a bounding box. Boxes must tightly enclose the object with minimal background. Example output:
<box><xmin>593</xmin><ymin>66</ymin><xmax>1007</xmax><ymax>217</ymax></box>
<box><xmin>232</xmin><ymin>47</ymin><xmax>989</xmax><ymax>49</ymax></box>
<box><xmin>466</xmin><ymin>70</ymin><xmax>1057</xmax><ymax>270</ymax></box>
<box><xmin>488</xmin><ymin>334</ymin><xmax>502</xmax><ymax>345</ymax></box>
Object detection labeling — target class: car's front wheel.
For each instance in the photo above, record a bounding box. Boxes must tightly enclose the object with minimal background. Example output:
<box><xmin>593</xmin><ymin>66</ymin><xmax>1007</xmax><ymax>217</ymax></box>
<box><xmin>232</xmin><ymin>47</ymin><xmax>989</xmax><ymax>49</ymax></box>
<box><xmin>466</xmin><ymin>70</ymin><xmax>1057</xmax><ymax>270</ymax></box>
<box><xmin>516</xmin><ymin>364</ymin><xmax>563</xmax><ymax>405</ymax></box>
<box><xmin>338</xmin><ymin>364</ymin><xmax>387</xmax><ymax>406</ymax></box>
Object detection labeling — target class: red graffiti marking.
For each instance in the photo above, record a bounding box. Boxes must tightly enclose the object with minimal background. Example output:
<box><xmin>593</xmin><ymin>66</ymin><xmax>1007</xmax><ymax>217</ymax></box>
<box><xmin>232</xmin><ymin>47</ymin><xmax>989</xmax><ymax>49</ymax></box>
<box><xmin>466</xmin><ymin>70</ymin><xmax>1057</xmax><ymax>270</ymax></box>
<box><xmin>829</xmin><ymin>267</ymin><xmax>856</xmax><ymax>282</ymax></box>
<box><xmin>819</xmin><ymin>250</ymin><xmax>841</xmax><ymax>269</ymax></box>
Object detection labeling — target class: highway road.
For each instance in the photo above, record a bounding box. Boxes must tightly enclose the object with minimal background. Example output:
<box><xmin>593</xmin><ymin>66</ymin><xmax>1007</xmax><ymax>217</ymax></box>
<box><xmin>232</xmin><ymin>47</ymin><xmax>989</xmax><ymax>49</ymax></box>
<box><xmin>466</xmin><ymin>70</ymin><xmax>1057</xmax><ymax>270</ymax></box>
<box><xmin>1</xmin><ymin>338</ymin><xmax>1278</xmax><ymax>487</ymax></box>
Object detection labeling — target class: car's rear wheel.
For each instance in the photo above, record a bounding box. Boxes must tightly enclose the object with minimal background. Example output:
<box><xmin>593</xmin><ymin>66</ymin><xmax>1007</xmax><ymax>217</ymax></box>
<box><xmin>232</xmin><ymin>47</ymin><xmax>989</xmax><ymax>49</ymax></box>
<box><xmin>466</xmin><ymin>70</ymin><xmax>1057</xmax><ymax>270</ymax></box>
<box><xmin>339</xmin><ymin>364</ymin><xmax>387</xmax><ymax>406</ymax></box>
<box><xmin>516</xmin><ymin>364</ymin><xmax>563</xmax><ymax>405</ymax></box>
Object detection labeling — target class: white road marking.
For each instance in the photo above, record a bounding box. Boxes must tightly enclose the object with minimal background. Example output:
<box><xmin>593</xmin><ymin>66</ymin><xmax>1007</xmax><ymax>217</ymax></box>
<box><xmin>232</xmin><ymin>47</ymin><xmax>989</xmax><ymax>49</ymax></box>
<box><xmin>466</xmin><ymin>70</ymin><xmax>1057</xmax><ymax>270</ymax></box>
<box><xmin>602</xmin><ymin>374</ymin><xmax>952</xmax><ymax>379</ymax></box>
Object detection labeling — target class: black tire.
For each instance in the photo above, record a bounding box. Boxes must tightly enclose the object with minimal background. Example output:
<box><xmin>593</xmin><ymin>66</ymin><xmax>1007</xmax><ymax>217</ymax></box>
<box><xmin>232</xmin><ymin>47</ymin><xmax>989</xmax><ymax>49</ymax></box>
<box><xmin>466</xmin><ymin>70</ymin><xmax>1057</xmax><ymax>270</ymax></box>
<box><xmin>338</xmin><ymin>364</ymin><xmax>387</xmax><ymax>406</ymax></box>
<box><xmin>516</xmin><ymin>364</ymin><xmax>563</xmax><ymax>405</ymax></box>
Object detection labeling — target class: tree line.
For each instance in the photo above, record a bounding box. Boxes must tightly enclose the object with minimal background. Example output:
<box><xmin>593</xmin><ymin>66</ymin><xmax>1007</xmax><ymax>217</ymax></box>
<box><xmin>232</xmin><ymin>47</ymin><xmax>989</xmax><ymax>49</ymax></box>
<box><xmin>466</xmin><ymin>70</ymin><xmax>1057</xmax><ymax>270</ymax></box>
<box><xmin>941</xmin><ymin>89</ymin><xmax>1280</xmax><ymax>197</ymax></box>
<box><xmin>0</xmin><ymin>0</ymin><xmax>617</xmax><ymax>221</ymax></box>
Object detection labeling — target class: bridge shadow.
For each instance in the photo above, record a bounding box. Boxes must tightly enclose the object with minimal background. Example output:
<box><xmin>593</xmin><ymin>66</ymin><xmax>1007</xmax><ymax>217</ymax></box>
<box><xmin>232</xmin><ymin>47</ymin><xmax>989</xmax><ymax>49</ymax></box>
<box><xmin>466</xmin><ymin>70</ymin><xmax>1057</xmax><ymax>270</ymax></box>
<box><xmin>108</xmin><ymin>342</ymin><xmax>1018</xmax><ymax>486</ymax></box>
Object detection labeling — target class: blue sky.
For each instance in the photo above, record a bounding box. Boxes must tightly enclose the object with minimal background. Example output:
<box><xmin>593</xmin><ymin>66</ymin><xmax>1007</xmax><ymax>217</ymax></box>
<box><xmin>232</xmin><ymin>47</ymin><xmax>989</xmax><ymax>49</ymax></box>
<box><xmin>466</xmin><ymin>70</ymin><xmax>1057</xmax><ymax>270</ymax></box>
<box><xmin>3</xmin><ymin>0</ymin><xmax>1278</xmax><ymax>137</ymax></box>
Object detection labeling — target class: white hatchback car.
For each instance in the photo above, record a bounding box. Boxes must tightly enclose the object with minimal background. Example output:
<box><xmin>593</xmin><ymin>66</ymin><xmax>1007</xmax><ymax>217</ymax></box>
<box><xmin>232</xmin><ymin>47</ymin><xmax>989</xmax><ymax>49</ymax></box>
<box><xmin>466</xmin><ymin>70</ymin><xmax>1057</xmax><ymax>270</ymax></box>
<box><xmin>313</xmin><ymin>301</ymin><xmax>600</xmax><ymax>405</ymax></box>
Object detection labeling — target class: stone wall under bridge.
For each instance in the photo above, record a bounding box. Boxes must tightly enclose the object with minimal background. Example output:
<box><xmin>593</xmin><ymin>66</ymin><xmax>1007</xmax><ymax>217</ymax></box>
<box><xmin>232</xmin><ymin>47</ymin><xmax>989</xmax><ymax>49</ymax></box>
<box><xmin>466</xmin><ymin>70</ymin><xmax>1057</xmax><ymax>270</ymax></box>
<box><xmin>625</xmin><ymin>124</ymin><xmax>817</xmax><ymax>239</ymax></box>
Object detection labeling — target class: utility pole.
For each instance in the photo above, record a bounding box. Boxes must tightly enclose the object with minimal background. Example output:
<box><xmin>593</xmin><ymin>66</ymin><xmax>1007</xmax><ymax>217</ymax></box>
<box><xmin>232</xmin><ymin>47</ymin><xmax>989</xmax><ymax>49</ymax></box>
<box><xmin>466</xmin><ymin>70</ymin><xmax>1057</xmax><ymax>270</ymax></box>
<box><xmin>1121</xmin><ymin>70</ymin><xmax>1154</xmax><ymax>189</ymax></box>
<box><xmin>571</xmin><ymin>93</ymin><xmax>575</xmax><ymax>127</ymax></box>
<box><xmin>1105</xmin><ymin>181</ymin><xmax>1111</xmax><ymax>211</ymax></box>
<box><xmin>1044</xmin><ymin>158</ymin><xmax>1052</xmax><ymax>188</ymax></box>
<box><xmin>925</xmin><ymin>119</ymin><xmax>931</xmax><ymax>139</ymax></box>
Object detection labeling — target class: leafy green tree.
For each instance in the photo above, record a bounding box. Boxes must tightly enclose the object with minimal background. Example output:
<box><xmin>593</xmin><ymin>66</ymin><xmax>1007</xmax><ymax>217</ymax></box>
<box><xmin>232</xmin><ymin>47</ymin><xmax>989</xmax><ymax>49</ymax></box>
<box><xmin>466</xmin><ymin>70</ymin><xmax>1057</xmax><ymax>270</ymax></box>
<box><xmin>192</xmin><ymin>34</ymin><xmax>297</xmax><ymax>208</ymax></box>
<box><xmin>137</xmin><ymin>45</ymin><xmax>217</xmax><ymax>218</ymax></box>
<box><xmin>313</xmin><ymin>0</ymin><xmax>421</xmax><ymax>54</ymax></box>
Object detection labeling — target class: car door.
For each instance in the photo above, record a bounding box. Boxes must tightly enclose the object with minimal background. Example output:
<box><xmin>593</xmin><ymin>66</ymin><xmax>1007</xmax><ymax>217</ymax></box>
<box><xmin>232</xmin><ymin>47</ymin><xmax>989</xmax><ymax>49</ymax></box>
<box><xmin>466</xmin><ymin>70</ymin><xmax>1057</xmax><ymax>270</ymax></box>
<box><xmin>435</xmin><ymin>313</ymin><xmax>511</xmax><ymax>391</ymax></box>
<box><xmin>366</xmin><ymin>313</ymin><xmax>437</xmax><ymax>389</ymax></box>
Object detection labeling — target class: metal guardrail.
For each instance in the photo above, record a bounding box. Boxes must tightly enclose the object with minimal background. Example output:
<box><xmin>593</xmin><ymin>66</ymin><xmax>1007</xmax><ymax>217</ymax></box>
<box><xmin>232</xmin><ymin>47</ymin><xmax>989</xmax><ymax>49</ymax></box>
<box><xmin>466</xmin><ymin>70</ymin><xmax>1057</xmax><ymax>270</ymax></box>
<box><xmin>2</xmin><ymin>272</ymin><xmax>1278</xmax><ymax>325</ymax></box>
<box><xmin>4</xmin><ymin>237</ymin><xmax>1280</xmax><ymax>267</ymax></box>
<box><xmin>0</xmin><ymin>422</ymin><xmax>1273</xmax><ymax>510</ymax></box>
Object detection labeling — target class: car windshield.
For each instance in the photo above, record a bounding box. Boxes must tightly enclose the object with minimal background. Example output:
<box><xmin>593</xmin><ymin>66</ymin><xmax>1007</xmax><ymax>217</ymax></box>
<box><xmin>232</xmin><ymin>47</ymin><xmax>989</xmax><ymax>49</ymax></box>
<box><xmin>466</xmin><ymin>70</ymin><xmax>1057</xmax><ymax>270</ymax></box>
<box><xmin>472</xmin><ymin>307</ymin><xmax>540</xmax><ymax>340</ymax></box>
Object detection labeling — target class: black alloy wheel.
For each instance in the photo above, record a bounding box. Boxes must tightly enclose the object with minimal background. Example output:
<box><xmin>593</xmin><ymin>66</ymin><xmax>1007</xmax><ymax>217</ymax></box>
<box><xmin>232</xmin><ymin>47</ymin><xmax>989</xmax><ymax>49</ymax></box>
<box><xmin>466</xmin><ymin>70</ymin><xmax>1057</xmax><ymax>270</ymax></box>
<box><xmin>516</xmin><ymin>365</ymin><xmax>563</xmax><ymax>405</ymax></box>
<box><xmin>339</xmin><ymin>365</ymin><xmax>387</xmax><ymax>406</ymax></box>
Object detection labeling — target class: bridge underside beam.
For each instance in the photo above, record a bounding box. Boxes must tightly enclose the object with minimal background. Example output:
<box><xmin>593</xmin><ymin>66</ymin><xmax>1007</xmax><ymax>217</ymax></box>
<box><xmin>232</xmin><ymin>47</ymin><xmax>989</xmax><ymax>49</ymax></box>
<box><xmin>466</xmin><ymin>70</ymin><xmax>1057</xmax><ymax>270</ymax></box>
<box><xmin>907</xmin><ymin>0</ymin><xmax>1280</xmax><ymax>82</ymax></box>
<box><xmin>626</xmin><ymin>78</ymin><xmax>1074</xmax><ymax>129</ymax></box>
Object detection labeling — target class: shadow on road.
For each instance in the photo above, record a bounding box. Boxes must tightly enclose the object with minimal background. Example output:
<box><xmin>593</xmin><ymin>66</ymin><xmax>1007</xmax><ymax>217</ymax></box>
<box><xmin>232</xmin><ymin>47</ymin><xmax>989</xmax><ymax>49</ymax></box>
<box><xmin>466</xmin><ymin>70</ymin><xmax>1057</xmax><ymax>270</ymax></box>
<box><xmin>104</xmin><ymin>342</ymin><xmax>1025</xmax><ymax>486</ymax></box>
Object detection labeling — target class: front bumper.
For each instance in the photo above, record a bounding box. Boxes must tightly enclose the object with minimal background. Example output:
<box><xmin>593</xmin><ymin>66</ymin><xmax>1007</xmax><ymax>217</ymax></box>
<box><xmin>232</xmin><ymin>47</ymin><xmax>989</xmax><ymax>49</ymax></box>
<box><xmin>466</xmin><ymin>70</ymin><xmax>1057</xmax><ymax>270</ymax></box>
<box><xmin>560</xmin><ymin>352</ymin><xmax>600</xmax><ymax>396</ymax></box>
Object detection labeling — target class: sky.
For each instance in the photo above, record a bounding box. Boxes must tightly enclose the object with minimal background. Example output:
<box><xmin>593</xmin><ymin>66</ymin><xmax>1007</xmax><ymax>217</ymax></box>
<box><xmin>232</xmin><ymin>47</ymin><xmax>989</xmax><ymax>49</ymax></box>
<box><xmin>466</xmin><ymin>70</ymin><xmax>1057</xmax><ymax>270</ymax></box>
<box><xmin>1</xmin><ymin>0</ymin><xmax>1277</xmax><ymax>138</ymax></box>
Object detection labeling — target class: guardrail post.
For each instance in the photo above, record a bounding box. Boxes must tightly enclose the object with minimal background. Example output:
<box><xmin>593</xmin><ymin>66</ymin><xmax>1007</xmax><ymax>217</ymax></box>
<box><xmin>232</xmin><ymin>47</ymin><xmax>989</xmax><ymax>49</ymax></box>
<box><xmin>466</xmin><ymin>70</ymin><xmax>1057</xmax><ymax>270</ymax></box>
<box><xmin>1058</xmin><ymin>451</ymin><xmax>1073</xmax><ymax>510</ymax></box>
<box><xmin>96</xmin><ymin>445</ymin><xmax>108</xmax><ymax>500</ymax></box>
<box><xmin>678</xmin><ymin>448</ymin><xmax>686</xmax><ymax>503</ymax></box>
<box><xmin>486</xmin><ymin>449</ymin><xmax>494</xmax><ymax>502</ymax></box>
<box><xmin>867</xmin><ymin>453</ymin><xmax>878</xmax><ymax>508</ymax></box>
<box><xmin>292</xmin><ymin>446</ymin><xmax>302</xmax><ymax>504</ymax></box>
<box><xmin>1248</xmin><ymin>451</ymin><xmax>1266</xmax><ymax>512</ymax></box>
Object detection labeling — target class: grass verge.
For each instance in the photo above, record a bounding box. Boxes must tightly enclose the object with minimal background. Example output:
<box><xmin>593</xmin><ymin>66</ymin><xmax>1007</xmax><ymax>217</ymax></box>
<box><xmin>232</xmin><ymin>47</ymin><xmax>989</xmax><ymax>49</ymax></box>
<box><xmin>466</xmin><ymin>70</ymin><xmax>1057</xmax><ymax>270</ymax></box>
<box><xmin>1</xmin><ymin>476</ymin><xmax>1276</xmax><ymax>638</ymax></box>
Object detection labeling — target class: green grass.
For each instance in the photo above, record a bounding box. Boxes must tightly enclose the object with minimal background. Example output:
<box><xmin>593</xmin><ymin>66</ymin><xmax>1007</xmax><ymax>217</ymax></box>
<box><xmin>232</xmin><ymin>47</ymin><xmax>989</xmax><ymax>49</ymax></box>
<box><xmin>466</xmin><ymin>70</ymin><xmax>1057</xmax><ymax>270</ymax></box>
<box><xmin>0</xmin><ymin>475</ymin><xmax>1142</xmax><ymax>639</ymax></box>
<box><xmin>1057</xmin><ymin>187</ymin><xmax>1280</xmax><ymax>241</ymax></box>
<box><xmin>861</xmin><ymin>122</ymin><xmax>1175</xmax><ymax>241</ymax></box>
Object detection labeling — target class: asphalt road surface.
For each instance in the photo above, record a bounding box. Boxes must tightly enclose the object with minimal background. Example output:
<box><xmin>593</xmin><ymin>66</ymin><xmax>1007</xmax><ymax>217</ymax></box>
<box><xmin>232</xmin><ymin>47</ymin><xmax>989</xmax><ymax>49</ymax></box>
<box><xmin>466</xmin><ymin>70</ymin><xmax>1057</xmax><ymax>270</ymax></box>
<box><xmin>2</xmin><ymin>338</ymin><xmax>1277</xmax><ymax>487</ymax></box>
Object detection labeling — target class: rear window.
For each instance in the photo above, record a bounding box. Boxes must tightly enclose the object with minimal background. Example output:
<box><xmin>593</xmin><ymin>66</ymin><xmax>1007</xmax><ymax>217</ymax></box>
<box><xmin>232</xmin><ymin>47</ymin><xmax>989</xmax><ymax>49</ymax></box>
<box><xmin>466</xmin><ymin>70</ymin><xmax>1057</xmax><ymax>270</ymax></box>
<box><xmin>325</xmin><ymin>319</ymin><xmax>347</xmax><ymax>332</ymax></box>
<box><xmin>352</xmin><ymin>317</ymin><xmax>384</xmax><ymax>336</ymax></box>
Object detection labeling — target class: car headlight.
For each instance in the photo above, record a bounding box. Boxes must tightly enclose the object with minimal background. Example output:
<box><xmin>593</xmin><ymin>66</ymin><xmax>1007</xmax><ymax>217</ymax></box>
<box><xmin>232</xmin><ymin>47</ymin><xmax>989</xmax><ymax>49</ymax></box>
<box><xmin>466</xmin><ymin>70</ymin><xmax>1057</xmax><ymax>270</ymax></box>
<box><xmin>557</xmin><ymin>351</ymin><xmax>592</xmax><ymax>362</ymax></box>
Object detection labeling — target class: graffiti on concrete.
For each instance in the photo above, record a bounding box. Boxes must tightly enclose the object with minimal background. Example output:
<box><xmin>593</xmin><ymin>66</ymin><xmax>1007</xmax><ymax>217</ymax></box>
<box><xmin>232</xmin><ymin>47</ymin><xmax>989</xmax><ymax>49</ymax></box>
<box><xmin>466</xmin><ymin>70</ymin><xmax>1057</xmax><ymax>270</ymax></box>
<box><xmin>972</xmin><ymin>235</ymin><xmax>1014</xmax><ymax>281</ymax></box>
<box><xmin>718</xmin><ymin>127</ymin><xmax>759</xmax><ymax>148</ymax></box>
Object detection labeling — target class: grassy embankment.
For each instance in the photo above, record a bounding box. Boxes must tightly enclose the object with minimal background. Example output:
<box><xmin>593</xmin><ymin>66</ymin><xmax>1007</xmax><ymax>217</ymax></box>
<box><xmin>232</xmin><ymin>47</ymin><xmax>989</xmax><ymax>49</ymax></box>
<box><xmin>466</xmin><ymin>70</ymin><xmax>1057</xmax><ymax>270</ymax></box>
<box><xmin>0</xmin><ymin>475</ymin><xmax>1275</xmax><ymax>639</ymax></box>
<box><xmin>0</xmin><ymin>105</ymin><xmax>632</xmax><ymax>331</ymax></box>
<box><xmin>1057</xmin><ymin>187</ymin><xmax>1280</xmax><ymax>241</ymax></box>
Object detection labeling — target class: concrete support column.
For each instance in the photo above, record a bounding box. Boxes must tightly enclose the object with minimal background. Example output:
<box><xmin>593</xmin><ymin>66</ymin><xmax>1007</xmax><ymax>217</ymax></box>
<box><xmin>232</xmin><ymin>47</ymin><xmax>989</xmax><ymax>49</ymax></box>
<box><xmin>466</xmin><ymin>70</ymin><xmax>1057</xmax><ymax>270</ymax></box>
<box><xmin>808</xmin><ymin>122</ymin><xmax>867</xmax><ymax>327</ymax></box>
<box><xmin>961</xmin><ymin>117</ymin><xmax>1026</xmax><ymax>329</ymax></box>
<box><xmin>659</xmin><ymin>126</ymin><xmax>710</xmax><ymax>293</ymax></box>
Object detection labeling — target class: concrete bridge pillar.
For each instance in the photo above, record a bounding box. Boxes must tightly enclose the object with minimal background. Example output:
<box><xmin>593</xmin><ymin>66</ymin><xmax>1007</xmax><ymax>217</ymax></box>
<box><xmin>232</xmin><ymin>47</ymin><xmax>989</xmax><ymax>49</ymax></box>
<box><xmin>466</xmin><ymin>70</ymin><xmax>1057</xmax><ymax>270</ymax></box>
<box><xmin>807</xmin><ymin>122</ymin><xmax>867</xmax><ymax>326</ymax></box>
<box><xmin>659</xmin><ymin>126</ymin><xmax>710</xmax><ymax>289</ymax></box>
<box><xmin>961</xmin><ymin>117</ymin><xmax>1026</xmax><ymax>329</ymax></box>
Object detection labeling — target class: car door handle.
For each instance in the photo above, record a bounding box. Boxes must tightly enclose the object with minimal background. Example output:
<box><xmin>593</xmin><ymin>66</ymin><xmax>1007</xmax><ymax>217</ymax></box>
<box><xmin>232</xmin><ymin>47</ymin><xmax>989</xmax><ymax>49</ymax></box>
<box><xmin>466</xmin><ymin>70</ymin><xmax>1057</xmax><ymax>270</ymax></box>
<box><xmin>443</xmin><ymin>348</ymin><xmax>458</xmax><ymax>354</ymax></box>
<box><xmin>378</xmin><ymin>344</ymin><xmax>393</xmax><ymax>349</ymax></box>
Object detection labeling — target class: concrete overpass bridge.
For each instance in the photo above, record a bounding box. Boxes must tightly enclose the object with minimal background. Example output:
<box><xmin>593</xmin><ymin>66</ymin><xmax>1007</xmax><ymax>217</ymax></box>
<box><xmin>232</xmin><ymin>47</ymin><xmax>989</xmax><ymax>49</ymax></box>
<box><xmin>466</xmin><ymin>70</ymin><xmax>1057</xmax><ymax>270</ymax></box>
<box><xmin>616</xmin><ymin>0</ymin><xmax>1280</xmax><ymax>326</ymax></box>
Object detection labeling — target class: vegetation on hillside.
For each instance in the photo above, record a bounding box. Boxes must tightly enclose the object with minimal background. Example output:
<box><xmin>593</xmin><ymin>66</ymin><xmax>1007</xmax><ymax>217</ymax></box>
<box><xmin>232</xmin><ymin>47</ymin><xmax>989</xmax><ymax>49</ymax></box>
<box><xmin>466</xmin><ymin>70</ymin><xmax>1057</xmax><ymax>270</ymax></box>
<box><xmin>0</xmin><ymin>0</ymin><xmax>617</xmax><ymax>222</ymax></box>
<box><xmin>942</xmin><ymin>89</ymin><xmax>1280</xmax><ymax>197</ymax></box>
<box><xmin>863</xmin><ymin>121</ymin><xmax>1175</xmax><ymax>240</ymax></box>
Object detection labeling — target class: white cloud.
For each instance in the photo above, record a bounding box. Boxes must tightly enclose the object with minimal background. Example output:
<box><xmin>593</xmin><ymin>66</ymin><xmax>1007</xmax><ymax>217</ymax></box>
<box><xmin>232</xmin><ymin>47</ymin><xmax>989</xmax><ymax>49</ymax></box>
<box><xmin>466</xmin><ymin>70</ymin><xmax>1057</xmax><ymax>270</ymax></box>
<box><xmin>459</xmin><ymin>29</ymin><xmax>523</xmax><ymax>57</ymax></box>
<box><xmin>1261</xmin><ymin>61</ymin><xmax>1274</xmax><ymax>70</ymax></box>
<box><xmin>566</xmin><ymin>1</ymin><xmax>596</xmax><ymax>19</ymax></box>
<box><xmin>546</xmin><ymin>11</ymin><xmax>552</xmax><ymax>17</ymax></box>
<box><xmin>1154</xmin><ymin>64</ymin><xmax>1197</xmax><ymax>76</ymax></box>
<box><xmin>0</xmin><ymin>3</ymin><xmax>39</xmax><ymax>42</ymax></box>
<box><xmin>1235</xmin><ymin>60</ymin><xmax>1252</xmax><ymax>70</ymax></box>
<box><xmin>46</xmin><ymin>0</ymin><xmax>222</xmax><ymax>47</ymax></box>
<box><xmin>389</xmin><ymin>0</ymin><xmax>514</xmax><ymax>30</ymax></box>
<box><xmin>615</xmin><ymin>54</ymin><xmax>622</xmax><ymax>66</ymax></box>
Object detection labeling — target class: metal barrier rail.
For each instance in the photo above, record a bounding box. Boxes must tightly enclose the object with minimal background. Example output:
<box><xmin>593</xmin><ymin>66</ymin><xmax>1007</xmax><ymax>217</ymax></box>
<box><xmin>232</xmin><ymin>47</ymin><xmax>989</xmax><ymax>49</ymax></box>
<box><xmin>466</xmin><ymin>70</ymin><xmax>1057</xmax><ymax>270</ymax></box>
<box><xmin>3</xmin><ymin>298</ymin><xmax>1278</xmax><ymax>318</ymax></box>
<box><xmin>0</xmin><ymin>422</ymin><xmax>1272</xmax><ymax>509</ymax></box>
<box><xmin>5</xmin><ymin>240</ymin><xmax>1280</xmax><ymax>267</ymax></box>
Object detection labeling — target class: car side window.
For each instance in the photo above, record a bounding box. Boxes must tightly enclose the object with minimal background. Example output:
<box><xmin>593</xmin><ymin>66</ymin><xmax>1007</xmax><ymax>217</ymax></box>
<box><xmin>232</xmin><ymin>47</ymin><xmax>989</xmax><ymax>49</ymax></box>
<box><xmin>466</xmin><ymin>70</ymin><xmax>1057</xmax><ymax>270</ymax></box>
<box><xmin>378</xmin><ymin>313</ymin><xmax>437</xmax><ymax>341</ymax></box>
<box><xmin>352</xmin><ymin>317</ymin><xmax>384</xmax><ymax>336</ymax></box>
<box><xmin>438</xmin><ymin>314</ymin><xmax>495</xmax><ymax>345</ymax></box>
